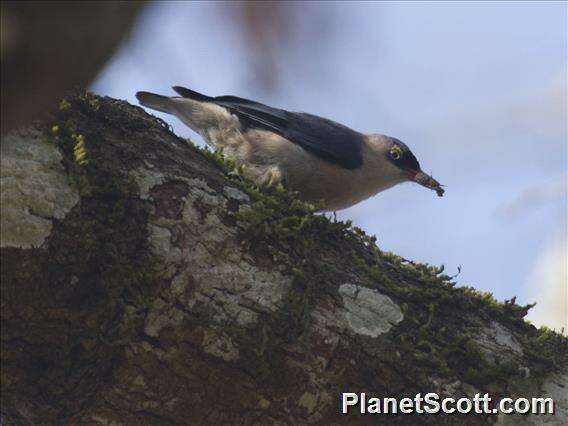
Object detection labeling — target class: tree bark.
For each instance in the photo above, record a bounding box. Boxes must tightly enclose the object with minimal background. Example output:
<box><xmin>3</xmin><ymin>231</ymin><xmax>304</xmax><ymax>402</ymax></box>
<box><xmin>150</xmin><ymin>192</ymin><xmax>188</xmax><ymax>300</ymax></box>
<box><xmin>1</xmin><ymin>93</ymin><xmax>566</xmax><ymax>425</ymax></box>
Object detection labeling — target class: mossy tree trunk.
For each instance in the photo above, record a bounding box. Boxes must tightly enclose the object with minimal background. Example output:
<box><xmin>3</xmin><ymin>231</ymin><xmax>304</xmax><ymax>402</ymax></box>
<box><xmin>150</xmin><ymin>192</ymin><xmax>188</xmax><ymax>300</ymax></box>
<box><xmin>1</xmin><ymin>94</ymin><xmax>566</xmax><ymax>425</ymax></box>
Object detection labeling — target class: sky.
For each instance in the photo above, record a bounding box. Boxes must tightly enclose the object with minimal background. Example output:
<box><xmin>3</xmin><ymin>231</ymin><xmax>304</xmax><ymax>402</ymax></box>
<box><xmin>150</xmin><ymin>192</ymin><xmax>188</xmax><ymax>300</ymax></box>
<box><xmin>92</xmin><ymin>1</ymin><xmax>567</xmax><ymax>330</ymax></box>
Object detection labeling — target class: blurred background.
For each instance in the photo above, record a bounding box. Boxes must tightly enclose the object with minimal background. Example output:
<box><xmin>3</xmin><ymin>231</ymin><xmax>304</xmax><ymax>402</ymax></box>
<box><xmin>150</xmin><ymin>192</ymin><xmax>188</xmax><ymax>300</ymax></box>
<box><xmin>4</xmin><ymin>1</ymin><xmax>566</xmax><ymax>330</ymax></box>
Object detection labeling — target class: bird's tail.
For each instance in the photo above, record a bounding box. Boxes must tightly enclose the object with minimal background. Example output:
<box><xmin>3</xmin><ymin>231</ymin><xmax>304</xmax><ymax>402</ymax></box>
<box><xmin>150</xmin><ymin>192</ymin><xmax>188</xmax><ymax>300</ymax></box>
<box><xmin>136</xmin><ymin>91</ymin><xmax>173</xmax><ymax>113</ymax></box>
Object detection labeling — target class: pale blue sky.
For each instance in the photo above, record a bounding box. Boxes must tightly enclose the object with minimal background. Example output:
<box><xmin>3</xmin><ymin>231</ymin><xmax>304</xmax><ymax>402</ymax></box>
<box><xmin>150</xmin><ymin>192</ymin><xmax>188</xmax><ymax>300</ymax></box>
<box><xmin>93</xmin><ymin>1</ymin><xmax>567</xmax><ymax>328</ymax></box>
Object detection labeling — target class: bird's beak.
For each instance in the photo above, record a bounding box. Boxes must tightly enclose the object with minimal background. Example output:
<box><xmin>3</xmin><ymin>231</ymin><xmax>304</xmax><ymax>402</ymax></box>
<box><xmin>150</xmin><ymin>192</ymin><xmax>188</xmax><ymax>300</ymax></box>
<box><xmin>405</xmin><ymin>170</ymin><xmax>445</xmax><ymax>197</ymax></box>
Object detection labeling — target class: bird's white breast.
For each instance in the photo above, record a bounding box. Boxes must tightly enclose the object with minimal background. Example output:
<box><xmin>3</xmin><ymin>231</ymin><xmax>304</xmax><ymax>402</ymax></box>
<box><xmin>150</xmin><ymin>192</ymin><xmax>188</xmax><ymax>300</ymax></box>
<box><xmin>238</xmin><ymin>130</ymin><xmax>405</xmax><ymax>211</ymax></box>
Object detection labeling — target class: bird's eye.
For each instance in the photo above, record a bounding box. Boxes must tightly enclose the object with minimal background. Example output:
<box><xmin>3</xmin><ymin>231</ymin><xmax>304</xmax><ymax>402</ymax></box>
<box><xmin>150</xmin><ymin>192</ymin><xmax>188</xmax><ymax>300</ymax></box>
<box><xmin>390</xmin><ymin>145</ymin><xmax>403</xmax><ymax>160</ymax></box>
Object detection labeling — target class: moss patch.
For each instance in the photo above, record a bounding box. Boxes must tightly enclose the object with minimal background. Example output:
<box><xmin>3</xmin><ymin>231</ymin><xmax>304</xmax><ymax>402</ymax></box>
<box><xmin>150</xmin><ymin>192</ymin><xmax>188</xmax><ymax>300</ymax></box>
<box><xmin>2</xmin><ymin>92</ymin><xmax>164</xmax><ymax>418</ymax></box>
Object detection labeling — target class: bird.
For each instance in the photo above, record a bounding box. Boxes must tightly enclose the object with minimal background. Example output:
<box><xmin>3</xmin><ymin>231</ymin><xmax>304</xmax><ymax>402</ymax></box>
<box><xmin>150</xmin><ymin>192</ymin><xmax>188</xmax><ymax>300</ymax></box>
<box><xmin>135</xmin><ymin>86</ymin><xmax>444</xmax><ymax>211</ymax></box>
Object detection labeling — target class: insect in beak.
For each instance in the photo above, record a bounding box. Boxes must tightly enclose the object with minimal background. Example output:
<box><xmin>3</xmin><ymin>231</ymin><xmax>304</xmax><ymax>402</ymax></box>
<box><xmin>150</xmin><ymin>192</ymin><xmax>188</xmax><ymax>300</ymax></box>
<box><xmin>407</xmin><ymin>170</ymin><xmax>445</xmax><ymax>197</ymax></box>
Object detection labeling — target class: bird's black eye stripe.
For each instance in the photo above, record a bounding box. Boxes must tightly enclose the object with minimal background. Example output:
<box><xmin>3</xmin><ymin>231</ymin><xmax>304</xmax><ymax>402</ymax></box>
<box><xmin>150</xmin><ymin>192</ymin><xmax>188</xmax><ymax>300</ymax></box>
<box><xmin>389</xmin><ymin>139</ymin><xmax>421</xmax><ymax>171</ymax></box>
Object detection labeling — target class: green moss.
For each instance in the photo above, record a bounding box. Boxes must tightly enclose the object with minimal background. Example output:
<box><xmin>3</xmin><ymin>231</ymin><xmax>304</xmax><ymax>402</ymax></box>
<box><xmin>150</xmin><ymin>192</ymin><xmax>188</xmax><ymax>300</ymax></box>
<box><xmin>198</xmin><ymin>145</ymin><xmax>342</xmax><ymax>246</ymax></box>
<box><xmin>72</xmin><ymin>134</ymin><xmax>89</xmax><ymax>165</ymax></box>
<box><xmin>281</xmin><ymin>268</ymin><xmax>316</xmax><ymax>343</ymax></box>
<box><xmin>342</xmin><ymin>219</ymin><xmax>566</xmax><ymax>391</ymax></box>
<box><xmin>525</xmin><ymin>326</ymin><xmax>568</xmax><ymax>371</ymax></box>
<box><xmin>59</xmin><ymin>99</ymin><xmax>71</xmax><ymax>111</ymax></box>
<box><xmin>41</xmin><ymin>93</ymin><xmax>161</xmax><ymax>315</ymax></box>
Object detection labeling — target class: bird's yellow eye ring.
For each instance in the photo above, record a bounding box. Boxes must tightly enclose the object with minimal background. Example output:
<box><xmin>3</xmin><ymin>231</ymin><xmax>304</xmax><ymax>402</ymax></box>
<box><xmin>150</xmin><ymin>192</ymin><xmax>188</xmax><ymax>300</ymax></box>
<box><xmin>390</xmin><ymin>145</ymin><xmax>403</xmax><ymax>160</ymax></box>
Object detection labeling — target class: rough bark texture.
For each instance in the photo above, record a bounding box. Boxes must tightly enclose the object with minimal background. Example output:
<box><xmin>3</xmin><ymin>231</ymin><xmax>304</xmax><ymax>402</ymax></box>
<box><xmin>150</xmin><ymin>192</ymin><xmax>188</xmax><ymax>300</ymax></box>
<box><xmin>1</xmin><ymin>94</ymin><xmax>566</xmax><ymax>425</ymax></box>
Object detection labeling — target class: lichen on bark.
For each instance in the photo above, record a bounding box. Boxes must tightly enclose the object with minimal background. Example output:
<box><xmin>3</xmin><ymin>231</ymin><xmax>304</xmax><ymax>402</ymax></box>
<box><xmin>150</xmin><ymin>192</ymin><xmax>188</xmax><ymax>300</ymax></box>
<box><xmin>1</xmin><ymin>92</ymin><xmax>566</xmax><ymax>425</ymax></box>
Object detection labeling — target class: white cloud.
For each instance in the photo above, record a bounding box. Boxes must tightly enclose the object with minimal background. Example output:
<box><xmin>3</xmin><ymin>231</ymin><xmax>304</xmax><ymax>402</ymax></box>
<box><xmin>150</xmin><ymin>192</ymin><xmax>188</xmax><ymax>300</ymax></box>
<box><xmin>496</xmin><ymin>173</ymin><xmax>567</xmax><ymax>221</ymax></box>
<box><xmin>525</xmin><ymin>233</ymin><xmax>567</xmax><ymax>332</ymax></box>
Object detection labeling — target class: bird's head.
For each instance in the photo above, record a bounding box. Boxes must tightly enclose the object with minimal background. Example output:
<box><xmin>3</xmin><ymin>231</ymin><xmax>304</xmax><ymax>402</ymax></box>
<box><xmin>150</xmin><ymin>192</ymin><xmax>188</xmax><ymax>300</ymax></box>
<box><xmin>367</xmin><ymin>135</ymin><xmax>445</xmax><ymax>197</ymax></box>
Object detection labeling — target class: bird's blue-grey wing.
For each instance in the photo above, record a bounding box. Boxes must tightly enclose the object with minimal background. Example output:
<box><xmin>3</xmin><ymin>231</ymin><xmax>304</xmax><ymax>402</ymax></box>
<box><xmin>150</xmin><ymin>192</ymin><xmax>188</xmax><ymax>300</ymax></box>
<box><xmin>283</xmin><ymin>112</ymin><xmax>364</xmax><ymax>169</ymax></box>
<box><xmin>172</xmin><ymin>86</ymin><xmax>364</xmax><ymax>169</ymax></box>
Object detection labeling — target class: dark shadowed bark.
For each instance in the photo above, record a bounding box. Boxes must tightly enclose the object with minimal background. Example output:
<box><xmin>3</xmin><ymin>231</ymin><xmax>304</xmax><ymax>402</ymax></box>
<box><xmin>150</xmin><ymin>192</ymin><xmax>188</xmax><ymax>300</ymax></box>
<box><xmin>1</xmin><ymin>94</ymin><xmax>566</xmax><ymax>425</ymax></box>
<box><xmin>0</xmin><ymin>1</ymin><xmax>145</xmax><ymax>133</ymax></box>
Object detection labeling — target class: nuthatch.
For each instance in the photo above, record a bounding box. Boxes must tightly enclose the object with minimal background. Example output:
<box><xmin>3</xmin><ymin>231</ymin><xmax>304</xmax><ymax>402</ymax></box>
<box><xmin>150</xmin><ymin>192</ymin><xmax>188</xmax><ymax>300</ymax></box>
<box><xmin>136</xmin><ymin>86</ymin><xmax>444</xmax><ymax>211</ymax></box>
